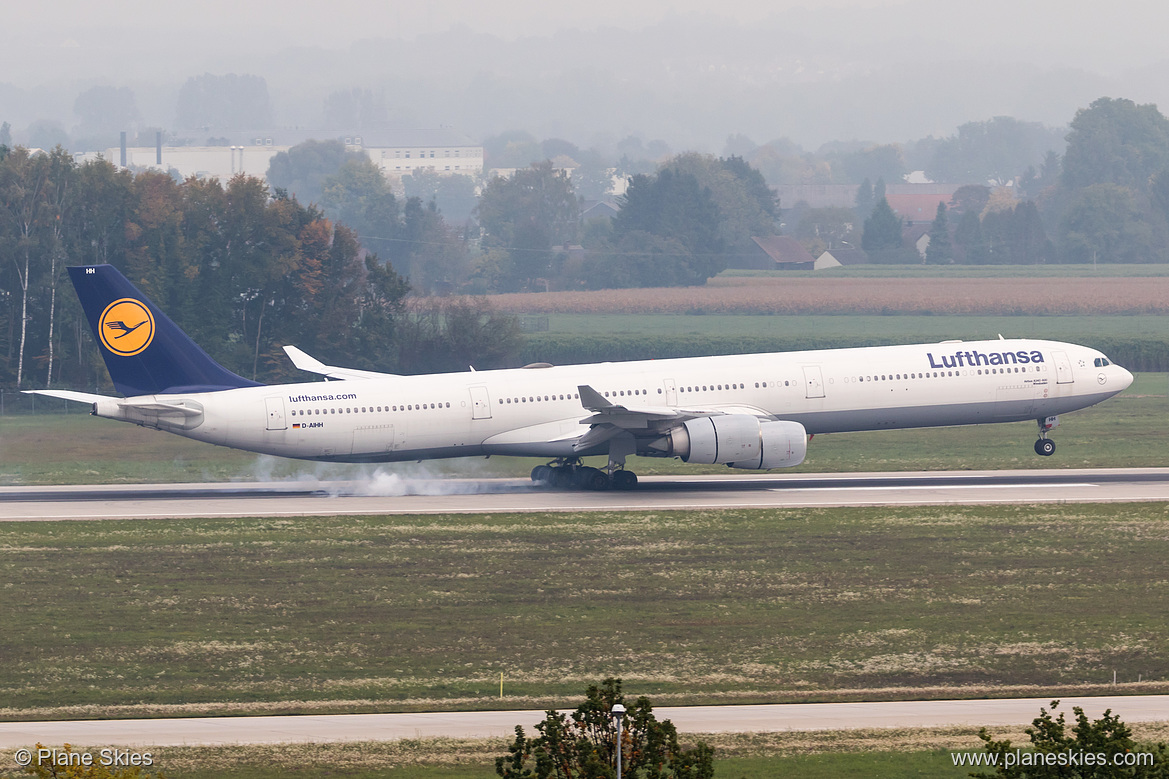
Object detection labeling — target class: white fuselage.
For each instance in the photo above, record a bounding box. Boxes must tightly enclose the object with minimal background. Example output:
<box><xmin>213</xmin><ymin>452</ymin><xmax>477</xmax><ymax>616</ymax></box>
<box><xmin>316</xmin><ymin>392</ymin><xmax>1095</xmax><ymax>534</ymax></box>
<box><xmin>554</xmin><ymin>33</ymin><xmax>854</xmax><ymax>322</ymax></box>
<box><xmin>92</xmin><ymin>339</ymin><xmax>1133</xmax><ymax>465</ymax></box>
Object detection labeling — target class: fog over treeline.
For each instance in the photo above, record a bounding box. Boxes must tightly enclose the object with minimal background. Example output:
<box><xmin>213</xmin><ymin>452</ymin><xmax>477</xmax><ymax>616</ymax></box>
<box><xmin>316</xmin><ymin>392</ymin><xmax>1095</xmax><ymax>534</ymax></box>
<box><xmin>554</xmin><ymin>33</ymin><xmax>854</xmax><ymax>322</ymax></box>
<box><xmin>4</xmin><ymin>1</ymin><xmax>1169</xmax><ymax>152</ymax></box>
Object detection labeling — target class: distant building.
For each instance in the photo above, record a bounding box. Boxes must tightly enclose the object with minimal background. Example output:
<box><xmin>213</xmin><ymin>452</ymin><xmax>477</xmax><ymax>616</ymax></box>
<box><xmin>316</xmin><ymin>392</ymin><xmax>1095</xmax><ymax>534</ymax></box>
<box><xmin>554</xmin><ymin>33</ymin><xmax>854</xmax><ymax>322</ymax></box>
<box><xmin>815</xmin><ymin>247</ymin><xmax>868</xmax><ymax>270</ymax></box>
<box><xmin>885</xmin><ymin>193</ymin><xmax>952</xmax><ymax>226</ymax></box>
<box><xmin>778</xmin><ymin>183</ymin><xmax>961</xmax><ymax>214</ymax></box>
<box><xmin>733</xmin><ymin>236</ymin><xmax>816</xmax><ymax>270</ymax></box>
<box><xmin>89</xmin><ymin>128</ymin><xmax>484</xmax><ymax>183</ymax></box>
<box><xmin>352</xmin><ymin>129</ymin><xmax>484</xmax><ymax>177</ymax></box>
<box><xmin>902</xmin><ymin>225</ymin><xmax>931</xmax><ymax>258</ymax></box>
<box><xmin>581</xmin><ymin>200</ymin><xmax>620</xmax><ymax>222</ymax></box>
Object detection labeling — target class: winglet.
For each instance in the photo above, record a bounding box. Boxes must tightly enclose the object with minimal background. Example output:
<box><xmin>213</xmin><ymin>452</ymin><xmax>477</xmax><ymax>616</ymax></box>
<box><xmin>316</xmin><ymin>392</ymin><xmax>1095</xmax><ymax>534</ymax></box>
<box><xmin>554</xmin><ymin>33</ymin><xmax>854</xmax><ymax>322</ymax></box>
<box><xmin>282</xmin><ymin>344</ymin><xmax>398</xmax><ymax>381</ymax></box>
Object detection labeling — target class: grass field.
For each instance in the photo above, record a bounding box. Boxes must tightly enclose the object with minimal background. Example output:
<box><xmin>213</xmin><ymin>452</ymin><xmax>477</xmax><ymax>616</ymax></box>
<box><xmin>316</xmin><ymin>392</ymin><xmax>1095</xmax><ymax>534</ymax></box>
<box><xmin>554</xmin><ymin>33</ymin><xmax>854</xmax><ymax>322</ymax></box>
<box><xmin>1</xmin><ymin>373</ymin><xmax>1163</xmax><ymax>485</ymax></box>
<box><xmin>4</xmin><ymin>503</ymin><xmax>1169</xmax><ymax>720</ymax></box>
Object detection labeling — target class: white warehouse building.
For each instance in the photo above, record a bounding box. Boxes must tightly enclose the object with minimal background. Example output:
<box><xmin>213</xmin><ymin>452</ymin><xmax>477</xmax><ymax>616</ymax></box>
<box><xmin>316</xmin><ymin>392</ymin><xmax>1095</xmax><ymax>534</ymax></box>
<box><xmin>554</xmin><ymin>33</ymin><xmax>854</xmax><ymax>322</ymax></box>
<box><xmin>89</xmin><ymin>129</ymin><xmax>484</xmax><ymax>183</ymax></box>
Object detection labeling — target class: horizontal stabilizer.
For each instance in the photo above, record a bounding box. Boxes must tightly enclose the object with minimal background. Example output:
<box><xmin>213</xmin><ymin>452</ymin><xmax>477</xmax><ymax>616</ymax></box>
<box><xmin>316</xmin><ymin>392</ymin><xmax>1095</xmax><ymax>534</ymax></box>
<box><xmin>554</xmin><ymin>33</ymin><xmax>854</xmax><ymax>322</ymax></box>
<box><xmin>283</xmin><ymin>345</ymin><xmax>397</xmax><ymax>381</ymax></box>
<box><xmin>23</xmin><ymin>389</ymin><xmax>110</xmax><ymax>404</ymax></box>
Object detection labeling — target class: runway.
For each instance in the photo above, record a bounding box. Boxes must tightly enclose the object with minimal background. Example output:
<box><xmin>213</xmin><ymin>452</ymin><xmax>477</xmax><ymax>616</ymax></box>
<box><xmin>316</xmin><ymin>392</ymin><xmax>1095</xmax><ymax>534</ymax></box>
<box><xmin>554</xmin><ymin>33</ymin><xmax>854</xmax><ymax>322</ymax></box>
<box><xmin>2</xmin><ymin>696</ymin><xmax>1169</xmax><ymax>747</ymax></box>
<box><xmin>3</xmin><ymin>467</ymin><xmax>1169</xmax><ymax>520</ymax></box>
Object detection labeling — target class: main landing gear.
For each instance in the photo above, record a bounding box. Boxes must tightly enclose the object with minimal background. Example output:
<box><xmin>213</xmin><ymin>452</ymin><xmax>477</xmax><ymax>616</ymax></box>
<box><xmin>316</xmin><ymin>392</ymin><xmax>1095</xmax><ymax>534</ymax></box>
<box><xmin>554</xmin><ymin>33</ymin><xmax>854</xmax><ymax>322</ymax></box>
<box><xmin>1034</xmin><ymin>415</ymin><xmax>1059</xmax><ymax>457</ymax></box>
<box><xmin>530</xmin><ymin>459</ymin><xmax>639</xmax><ymax>490</ymax></box>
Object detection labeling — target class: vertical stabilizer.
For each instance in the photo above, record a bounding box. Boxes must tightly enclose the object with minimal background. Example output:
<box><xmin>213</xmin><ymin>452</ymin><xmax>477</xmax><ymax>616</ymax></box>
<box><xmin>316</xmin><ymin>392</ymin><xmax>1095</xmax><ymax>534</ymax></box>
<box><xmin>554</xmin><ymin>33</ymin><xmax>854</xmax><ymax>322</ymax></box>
<box><xmin>70</xmin><ymin>264</ymin><xmax>262</xmax><ymax>396</ymax></box>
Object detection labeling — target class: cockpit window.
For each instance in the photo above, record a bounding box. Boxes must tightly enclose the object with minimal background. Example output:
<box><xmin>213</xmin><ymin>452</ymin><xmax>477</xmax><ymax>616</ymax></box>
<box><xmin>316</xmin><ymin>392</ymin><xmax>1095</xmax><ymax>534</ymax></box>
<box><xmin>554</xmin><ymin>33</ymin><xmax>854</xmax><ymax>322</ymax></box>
<box><xmin>1093</xmin><ymin>357</ymin><xmax>1112</xmax><ymax>367</ymax></box>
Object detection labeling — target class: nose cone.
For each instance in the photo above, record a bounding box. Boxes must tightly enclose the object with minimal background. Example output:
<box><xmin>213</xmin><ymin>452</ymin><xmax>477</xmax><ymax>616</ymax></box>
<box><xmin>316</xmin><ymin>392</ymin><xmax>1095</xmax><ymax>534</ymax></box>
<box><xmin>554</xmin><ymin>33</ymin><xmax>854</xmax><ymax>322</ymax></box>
<box><xmin>1116</xmin><ymin>365</ymin><xmax>1134</xmax><ymax>391</ymax></box>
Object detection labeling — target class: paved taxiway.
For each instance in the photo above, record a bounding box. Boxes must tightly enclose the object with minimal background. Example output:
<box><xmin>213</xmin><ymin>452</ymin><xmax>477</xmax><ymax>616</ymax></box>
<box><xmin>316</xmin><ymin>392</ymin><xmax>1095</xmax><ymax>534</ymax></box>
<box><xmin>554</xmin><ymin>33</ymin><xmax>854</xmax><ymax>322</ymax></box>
<box><xmin>2</xmin><ymin>696</ymin><xmax>1169</xmax><ymax>747</ymax></box>
<box><xmin>2</xmin><ymin>468</ymin><xmax>1169</xmax><ymax>521</ymax></box>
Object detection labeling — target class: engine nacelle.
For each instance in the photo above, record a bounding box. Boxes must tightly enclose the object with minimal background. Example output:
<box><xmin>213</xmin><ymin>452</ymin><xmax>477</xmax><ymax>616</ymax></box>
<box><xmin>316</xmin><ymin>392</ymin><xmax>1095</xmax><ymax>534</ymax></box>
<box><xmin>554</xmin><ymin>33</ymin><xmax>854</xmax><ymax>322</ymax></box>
<box><xmin>660</xmin><ymin>414</ymin><xmax>807</xmax><ymax>470</ymax></box>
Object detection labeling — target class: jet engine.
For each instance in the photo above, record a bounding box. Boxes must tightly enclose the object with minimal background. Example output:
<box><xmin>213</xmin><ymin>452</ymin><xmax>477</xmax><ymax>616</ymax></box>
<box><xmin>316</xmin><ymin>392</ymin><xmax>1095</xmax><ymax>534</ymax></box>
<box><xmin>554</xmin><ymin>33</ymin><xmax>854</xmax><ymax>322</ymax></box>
<box><xmin>652</xmin><ymin>415</ymin><xmax>807</xmax><ymax>469</ymax></box>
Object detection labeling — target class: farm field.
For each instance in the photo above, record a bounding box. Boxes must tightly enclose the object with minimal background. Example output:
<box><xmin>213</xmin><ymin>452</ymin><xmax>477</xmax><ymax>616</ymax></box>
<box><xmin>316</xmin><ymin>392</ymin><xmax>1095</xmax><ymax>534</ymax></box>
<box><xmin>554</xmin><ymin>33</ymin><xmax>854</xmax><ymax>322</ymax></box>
<box><xmin>717</xmin><ymin>264</ymin><xmax>1169</xmax><ymax>279</ymax></box>
<box><xmin>4</xmin><ymin>504</ymin><xmax>1169</xmax><ymax>720</ymax></box>
<box><xmin>0</xmin><ymin>374</ymin><xmax>1163</xmax><ymax>484</ymax></box>
<box><xmin>534</xmin><ymin>313</ymin><xmax>1169</xmax><ymax>340</ymax></box>
<box><xmin>488</xmin><ymin>276</ymin><xmax>1169</xmax><ymax>315</ymax></box>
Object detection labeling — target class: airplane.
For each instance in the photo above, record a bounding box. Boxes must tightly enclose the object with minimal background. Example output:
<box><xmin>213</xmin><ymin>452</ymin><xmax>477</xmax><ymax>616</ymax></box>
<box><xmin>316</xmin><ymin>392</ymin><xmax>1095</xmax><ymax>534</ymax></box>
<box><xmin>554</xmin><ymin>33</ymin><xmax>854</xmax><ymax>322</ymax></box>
<box><xmin>28</xmin><ymin>264</ymin><xmax>1134</xmax><ymax>490</ymax></box>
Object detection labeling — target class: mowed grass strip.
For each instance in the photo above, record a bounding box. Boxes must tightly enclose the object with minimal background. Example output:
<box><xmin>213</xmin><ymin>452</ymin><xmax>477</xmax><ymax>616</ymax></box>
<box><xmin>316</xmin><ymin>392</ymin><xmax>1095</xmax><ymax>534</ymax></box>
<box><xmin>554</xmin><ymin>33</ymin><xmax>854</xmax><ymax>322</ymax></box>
<box><xmin>3</xmin><ymin>504</ymin><xmax>1169</xmax><ymax>718</ymax></box>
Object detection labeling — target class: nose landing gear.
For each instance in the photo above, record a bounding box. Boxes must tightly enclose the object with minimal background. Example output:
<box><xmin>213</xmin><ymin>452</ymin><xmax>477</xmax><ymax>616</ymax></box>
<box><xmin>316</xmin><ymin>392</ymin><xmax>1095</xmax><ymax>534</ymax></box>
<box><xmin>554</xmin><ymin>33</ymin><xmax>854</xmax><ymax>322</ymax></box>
<box><xmin>1034</xmin><ymin>415</ymin><xmax>1059</xmax><ymax>457</ymax></box>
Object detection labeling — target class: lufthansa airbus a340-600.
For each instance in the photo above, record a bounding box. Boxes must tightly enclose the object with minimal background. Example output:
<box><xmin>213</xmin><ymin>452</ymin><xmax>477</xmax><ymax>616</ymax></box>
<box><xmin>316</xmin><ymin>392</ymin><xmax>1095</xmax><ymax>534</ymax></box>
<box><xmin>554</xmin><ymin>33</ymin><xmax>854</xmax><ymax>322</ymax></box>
<box><xmin>29</xmin><ymin>264</ymin><xmax>1134</xmax><ymax>490</ymax></box>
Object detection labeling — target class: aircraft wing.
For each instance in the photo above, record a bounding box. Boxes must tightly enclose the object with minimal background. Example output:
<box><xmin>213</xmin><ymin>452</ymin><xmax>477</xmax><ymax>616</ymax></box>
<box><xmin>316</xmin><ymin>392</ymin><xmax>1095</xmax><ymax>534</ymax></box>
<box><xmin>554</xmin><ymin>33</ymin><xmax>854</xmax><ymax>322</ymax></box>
<box><xmin>573</xmin><ymin>384</ymin><xmax>771</xmax><ymax>452</ymax></box>
<box><xmin>283</xmin><ymin>345</ymin><xmax>398</xmax><ymax>381</ymax></box>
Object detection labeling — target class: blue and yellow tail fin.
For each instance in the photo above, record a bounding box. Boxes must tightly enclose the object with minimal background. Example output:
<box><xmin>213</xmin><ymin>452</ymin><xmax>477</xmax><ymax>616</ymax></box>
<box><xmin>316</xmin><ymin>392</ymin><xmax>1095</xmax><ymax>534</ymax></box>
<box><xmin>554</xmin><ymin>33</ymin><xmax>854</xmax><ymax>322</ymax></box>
<box><xmin>70</xmin><ymin>264</ymin><xmax>262</xmax><ymax>396</ymax></box>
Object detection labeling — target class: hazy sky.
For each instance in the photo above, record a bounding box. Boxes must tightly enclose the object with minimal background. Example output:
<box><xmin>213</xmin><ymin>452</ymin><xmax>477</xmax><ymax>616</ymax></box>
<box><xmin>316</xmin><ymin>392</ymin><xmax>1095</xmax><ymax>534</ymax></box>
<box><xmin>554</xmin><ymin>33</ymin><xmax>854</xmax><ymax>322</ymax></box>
<box><xmin>5</xmin><ymin>0</ymin><xmax>1169</xmax><ymax>149</ymax></box>
<box><xmin>9</xmin><ymin>0</ymin><xmax>1169</xmax><ymax>70</ymax></box>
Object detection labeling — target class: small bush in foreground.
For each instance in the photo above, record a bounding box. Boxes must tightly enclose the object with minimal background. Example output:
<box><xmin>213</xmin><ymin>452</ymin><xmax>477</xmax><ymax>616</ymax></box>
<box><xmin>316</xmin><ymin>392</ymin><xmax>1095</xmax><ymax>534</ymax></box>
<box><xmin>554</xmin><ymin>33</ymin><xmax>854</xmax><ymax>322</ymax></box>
<box><xmin>496</xmin><ymin>678</ymin><xmax>713</xmax><ymax>779</ymax></box>
<box><xmin>971</xmin><ymin>700</ymin><xmax>1169</xmax><ymax>778</ymax></box>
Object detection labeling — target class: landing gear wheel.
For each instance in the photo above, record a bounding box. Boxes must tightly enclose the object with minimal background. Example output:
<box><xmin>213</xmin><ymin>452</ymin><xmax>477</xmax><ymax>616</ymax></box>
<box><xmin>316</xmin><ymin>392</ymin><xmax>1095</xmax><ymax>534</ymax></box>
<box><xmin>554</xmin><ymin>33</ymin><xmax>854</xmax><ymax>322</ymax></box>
<box><xmin>550</xmin><ymin>466</ymin><xmax>573</xmax><ymax>488</ymax></box>
<box><xmin>576</xmin><ymin>466</ymin><xmax>611</xmax><ymax>491</ymax></box>
<box><xmin>531</xmin><ymin>465</ymin><xmax>554</xmax><ymax>485</ymax></box>
<box><xmin>1035</xmin><ymin>438</ymin><xmax>1056</xmax><ymax>457</ymax></box>
<box><xmin>611</xmin><ymin>470</ymin><xmax>638</xmax><ymax>490</ymax></box>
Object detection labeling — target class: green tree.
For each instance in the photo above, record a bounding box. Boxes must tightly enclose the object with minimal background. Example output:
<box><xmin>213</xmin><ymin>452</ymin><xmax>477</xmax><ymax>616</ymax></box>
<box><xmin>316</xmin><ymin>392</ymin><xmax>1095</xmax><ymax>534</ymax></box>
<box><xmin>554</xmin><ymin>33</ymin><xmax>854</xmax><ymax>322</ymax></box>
<box><xmin>1062</xmin><ymin>97</ymin><xmax>1169</xmax><ymax>193</ymax></box>
<box><xmin>794</xmin><ymin>206</ymin><xmax>856</xmax><ymax>256</ymax></box>
<box><xmin>0</xmin><ymin>146</ymin><xmax>50</xmax><ymax>386</ymax></box>
<box><xmin>267</xmin><ymin>139</ymin><xmax>367</xmax><ymax>206</ymax></box>
<box><xmin>861</xmin><ymin>196</ymin><xmax>902</xmax><ymax>252</ymax></box>
<box><xmin>854</xmin><ymin>178</ymin><xmax>875</xmax><ymax>220</ymax></box>
<box><xmin>949</xmin><ymin>184</ymin><xmax>992</xmax><ymax>218</ymax></box>
<box><xmin>667</xmin><ymin>153</ymin><xmax>778</xmax><ymax>249</ymax></box>
<box><xmin>925</xmin><ymin>202</ymin><xmax>952</xmax><ymax>264</ymax></box>
<box><xmin>476</xmin><ymin>161</ymin><xmax>580</xmax><ymax>291</ymax></box>
<box><xmin>321</xmin><ymin>88</ymin><xmax>387</xmax><ymax>130</ymax></box>
<box><xmin>483</xmin><ymin>130</ymin><xmax>544</xmax><ymax>169</ymax></box>
<box><xmin>954</xmin><ymin>209</ymin><xmax>987</xmax><ymax>264</ymax></box>
<box><xmin>497</xmin><ymin>679</ymin><xmax>714</xmax><ymax>779</ymax></box>
<box><xmin>1059</xmin><ymin>182</ymin><xmax>1161</xmax><ymax>263</ymax></box>
<box><xmin>175</xmin><ymin>72</ymin><xmax>273</xmax><ymax>131</ymax></box>
<box><xmin>926</xmin><ymin>116</ymin><xmax>1064</xmax><ymax>186</ymax></box>
<box><xmin>394</xmin><ymin>295</ymin><xmax>520</xmax><ymax>374</ymax></box>
<box><xmin>403</xmin><ymin>169</ymin><xmax>479</xmax><ymax>225</ymax></box>
<box><xmin>972</xmin><ymin>700</ymin><xmax>1169</xmax><ymax>778</ymax></box>
<box><xmin>836</xmin><ymin>144</ymin><xmax>905</xmax><ymax>185</ymax></box>
<box><xmin>611</xmin><ymin>168</ymin><xmax>725</xmax><ymax>283</ymax></box>
<box><xmin>73</xmin><ymin>86</ymin><xmax>140</xmax><ymax>145</ymax></box>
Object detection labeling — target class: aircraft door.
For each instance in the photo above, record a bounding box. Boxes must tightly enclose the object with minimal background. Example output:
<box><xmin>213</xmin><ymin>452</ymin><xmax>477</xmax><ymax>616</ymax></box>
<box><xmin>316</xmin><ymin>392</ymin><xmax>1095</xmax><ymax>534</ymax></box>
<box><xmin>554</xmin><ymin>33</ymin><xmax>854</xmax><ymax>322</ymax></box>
<box><xmin>265</xmin><ymin>396</ymin><xmax>287</xmax><ymax>430</ymax></box>
<box><xmin>1051</xmin><ymin>350</ymin><xmax>1074</xmax><ymax>384</ymax></box>
<box><xmin>802</xmin><ymin>366</ymin><xmax>826</xmax><ymax>399</ymax></box>
<box><xmin>469</xmin><ymin>385</ymin><xmax>492</xmax><ymax>419</ymax></box>
<box><xmin>663</xmin><ymin>378</ymin><xmax>678</xmax><ymax>406</ymax></box>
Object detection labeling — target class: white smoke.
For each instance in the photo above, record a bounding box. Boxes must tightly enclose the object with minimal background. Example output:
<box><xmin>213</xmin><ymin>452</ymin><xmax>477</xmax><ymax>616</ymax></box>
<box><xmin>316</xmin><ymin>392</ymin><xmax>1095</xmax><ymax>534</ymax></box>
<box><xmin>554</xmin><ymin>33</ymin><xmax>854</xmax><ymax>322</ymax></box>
<box><xmin>241</xmin><ymin>455</ymin><xmax>535</xmax><ymax>497</ymax></box>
